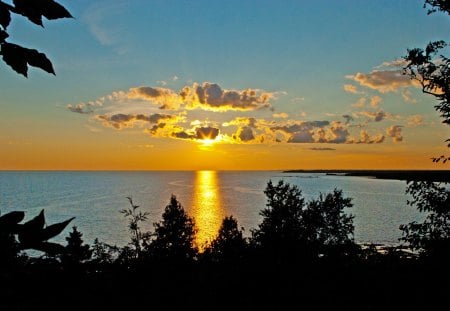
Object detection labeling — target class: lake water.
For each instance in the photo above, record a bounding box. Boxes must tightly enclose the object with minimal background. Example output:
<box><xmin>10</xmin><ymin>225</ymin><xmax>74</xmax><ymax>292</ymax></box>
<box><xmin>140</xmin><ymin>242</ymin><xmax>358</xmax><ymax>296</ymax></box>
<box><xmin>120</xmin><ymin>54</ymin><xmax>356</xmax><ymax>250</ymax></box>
<box><xmin>0</xmin><ymin>171</ymin><xmax>422</xmax><ymax>248</ymax></box>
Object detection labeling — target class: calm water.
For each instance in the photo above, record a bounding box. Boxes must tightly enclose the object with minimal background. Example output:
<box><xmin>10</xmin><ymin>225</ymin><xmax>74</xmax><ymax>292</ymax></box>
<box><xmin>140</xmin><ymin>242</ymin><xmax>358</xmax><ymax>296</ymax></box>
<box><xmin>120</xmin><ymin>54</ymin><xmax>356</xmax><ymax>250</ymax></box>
<box><xmin>0</xmin><ymin>171</ymin><xmax>422</xmax><ymax>247</ymax></box>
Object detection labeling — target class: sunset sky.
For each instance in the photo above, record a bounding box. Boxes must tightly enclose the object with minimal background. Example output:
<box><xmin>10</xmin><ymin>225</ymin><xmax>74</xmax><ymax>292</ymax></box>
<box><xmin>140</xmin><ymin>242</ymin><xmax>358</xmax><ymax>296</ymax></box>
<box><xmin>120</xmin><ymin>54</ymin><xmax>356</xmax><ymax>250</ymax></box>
<box><xmin>1</xmin><ymin>0</ymin><xmax>449</xmax><ymax>170</ymax></box>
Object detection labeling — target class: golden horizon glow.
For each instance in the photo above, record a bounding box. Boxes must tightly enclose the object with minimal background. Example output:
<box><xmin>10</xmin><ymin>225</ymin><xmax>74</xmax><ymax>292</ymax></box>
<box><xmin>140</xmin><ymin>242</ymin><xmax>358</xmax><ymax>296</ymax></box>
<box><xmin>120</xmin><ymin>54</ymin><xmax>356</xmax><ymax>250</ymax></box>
<box><xmin>191</xmin><ymin>170</ymin><xmax>224</xmax><ymax>249</ymax></box>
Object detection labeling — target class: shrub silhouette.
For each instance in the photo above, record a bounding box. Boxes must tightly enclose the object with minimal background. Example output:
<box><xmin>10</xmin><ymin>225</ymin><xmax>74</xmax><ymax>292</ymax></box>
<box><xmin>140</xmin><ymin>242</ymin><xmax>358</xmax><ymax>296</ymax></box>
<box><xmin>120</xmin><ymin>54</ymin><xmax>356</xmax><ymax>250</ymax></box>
<box><xmin>145</xmin><ymin>195</ymin><xmax>198</xmax><ymax>262</ymax></box>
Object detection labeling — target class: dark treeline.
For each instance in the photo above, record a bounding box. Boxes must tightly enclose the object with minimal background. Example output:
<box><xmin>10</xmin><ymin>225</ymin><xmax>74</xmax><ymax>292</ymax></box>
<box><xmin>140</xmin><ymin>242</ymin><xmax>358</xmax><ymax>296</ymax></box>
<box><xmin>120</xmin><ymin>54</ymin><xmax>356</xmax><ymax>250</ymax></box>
<box><xmin>1</xmin><ymin>180</ymin><xmax>449</xmax><ymax>310</ymax></box>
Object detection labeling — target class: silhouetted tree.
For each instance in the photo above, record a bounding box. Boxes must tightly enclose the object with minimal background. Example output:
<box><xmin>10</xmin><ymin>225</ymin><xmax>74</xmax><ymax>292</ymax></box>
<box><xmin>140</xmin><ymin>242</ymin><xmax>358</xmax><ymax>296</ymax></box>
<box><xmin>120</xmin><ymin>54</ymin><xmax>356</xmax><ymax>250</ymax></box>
<box><xmin>62</xmin><ymin>226</ymin><xmax>92</xmax><ymax>267</ymax></box>
<box><xmin>0</xmin><ymin>0</ymin><xmax>72</xmax><ymax>77</ymax></box>
<box><xmin>251</xmin><ymin>181</ymin><xmax>356</xmax><ymax>261</ymax></box>
<box><xmin>203</xmin><ymin>216</ymin><xmax>247</xmax><ymax>263</ymax></box>
<box><xmin>145</xmin><ymin>195</ymin><xmax>198</xmax><ymax>262</ymax></box>
<box><xmin>251</xmin><ymin>180</ymin><xmax>308</xmax><ymax>260</ymax></box>
<box><xmin>400</xmin><ymin>181</ymin><xmax>450</xmax><ymax>260</ymax></box>
<box><xmin>403</xmin><ymin>1</ymin><xmax>450</xmax><ymax>153</ymax></box>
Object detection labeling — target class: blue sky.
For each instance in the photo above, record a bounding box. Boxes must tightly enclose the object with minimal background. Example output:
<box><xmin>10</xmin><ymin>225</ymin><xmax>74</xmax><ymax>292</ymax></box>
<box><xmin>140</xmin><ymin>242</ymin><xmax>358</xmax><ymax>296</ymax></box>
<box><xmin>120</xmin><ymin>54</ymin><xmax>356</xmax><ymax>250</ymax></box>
<box><xmin>0</xmin><ymin>0</ymin><xmax>449</xmax><ymax>170</ymax></box>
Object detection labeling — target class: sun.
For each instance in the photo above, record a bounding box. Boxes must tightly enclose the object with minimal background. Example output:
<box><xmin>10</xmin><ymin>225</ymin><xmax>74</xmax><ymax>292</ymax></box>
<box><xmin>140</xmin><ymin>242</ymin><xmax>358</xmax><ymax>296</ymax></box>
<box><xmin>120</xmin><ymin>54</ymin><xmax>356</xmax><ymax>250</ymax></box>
<box><xmin>200</xmin><ymin>138</ymin><xmax>217</xmax><ymax>147</ymax></box>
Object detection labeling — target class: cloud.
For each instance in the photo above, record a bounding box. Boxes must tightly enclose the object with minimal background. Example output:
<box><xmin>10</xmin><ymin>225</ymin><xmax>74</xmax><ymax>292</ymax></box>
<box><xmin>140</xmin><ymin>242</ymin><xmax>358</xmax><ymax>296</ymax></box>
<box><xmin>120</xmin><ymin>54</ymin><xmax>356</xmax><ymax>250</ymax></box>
<box><xmin>375</xmin><ymin>59</ymin><xmax>408</xmax><ymax>69</ymax></box>
<box><xmin>343</xmin><ymin>84</ymin><xmax>359</xmax><ymax>94</ymax></box>
<box><xmin>180</xmin><ymin>82</ymin><xmax>273</xmax><ymax>111</ymax></box>
<box><xmin>386</xmin><ymin>125</ymin><xmax>403</xmax><ymax>142</ymax></box>
<box><xmin>370</xmin><ymin>95</ymin><xmax>382</xmax><ymax>108</ymax></box>
<box><xmin>125</xmin><ymin>82</ymin><xmax>274</xmax><ymax>112</ymax></box>
<box><xmin>315</xmin><ymin>121</ymin><xmax>350</xmax><ymax>144</ymax></box>
<box><xmin>401</xmin><ymin>89</ymin><xmax>417</xmax><ymax>104</ymax></box>
<box><xmin>273</xmin><ymin>112</ymin><xmax>289</xmax><ymax>118</ymax></box>
<box><xmin>351</xmin><ymin>130</ymin><xmax>385</xmax><ymax>144</ymax></box>
<box><xmin>234</xmin><ymin>126</ymin><xmax>256</xmax><ymax>142</ymax></box>
<box><xmin>96</xmin><ymin>113</ymin><xmax>177</xmax><ymax>129</ymax></box>
<box><xmin>406</xmin><ymin>115</ymin><xmax>424</xmax><ymax>127</ymax></box>
<box><xmin>128</xmin><ymin>86</ymin><xmax>181</xmax><ymax>110</ymax></box>
<box><xmin>342</xmin><ymin>114</ymin><xmax>354</xmax><ymax>124</ymax></box>
<box><xmin>347</xmin><ymin>70</ymin><xmax>419</xmax><ymax>93</ymax></box>
<box><xmin>67</xmin><ymin>103</ymin><xmax>95</xmax><ymax>114</ymax></box>
<box><xmin>352</xmin><ymin>97</ymin><xmax>366</xmax><ymax>108</ymax></box>
<box><xmin>309</xmin><ymin>147</ymin><xmax>336</xmax><ymax>151</ymax></box>
<box><xmin>171</xmin><ymin>126</ymin><xmax>220</xmax><ymax>141</ymax></box>
<box><xmin>356</xmin><ymin>110</ymin><xmax>388</xmax><ymax>122</ymax></box>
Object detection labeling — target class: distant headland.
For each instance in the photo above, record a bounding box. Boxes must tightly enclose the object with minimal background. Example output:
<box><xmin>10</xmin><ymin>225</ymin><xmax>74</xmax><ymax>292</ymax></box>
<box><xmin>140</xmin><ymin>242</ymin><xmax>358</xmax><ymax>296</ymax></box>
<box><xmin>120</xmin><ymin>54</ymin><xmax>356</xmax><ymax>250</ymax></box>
<box><xmin>283</xmin><ymin>170</ymin><xmax>450</xmax><ymax>182</ymax></box>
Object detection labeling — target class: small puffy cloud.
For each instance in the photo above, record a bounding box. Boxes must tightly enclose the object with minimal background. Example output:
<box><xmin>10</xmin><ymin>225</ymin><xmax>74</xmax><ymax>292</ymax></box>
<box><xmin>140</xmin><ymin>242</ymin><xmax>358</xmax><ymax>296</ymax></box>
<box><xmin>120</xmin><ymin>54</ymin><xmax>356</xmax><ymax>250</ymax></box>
<box><xmin>234</xmin><ymin>126</ymin><xmax>256</xmax><ymax>142</ymax></box>
<box><xmin>352</xmin><ymin>97</ymin><xmax>366</xmax><ymax>108</ymax></box>
<box><xmin>67</xmin><ymin>96</ymin><xmax>109</xmax><ymax>114</ymax></box>
<box><xmin>128</xmin><ymin>86</ymin><xmax>181</xmax><ymax>110</ymax></box>
<box><xmin>407</xmin><ymin>115</ymin><xmax>424</xmax><ymax>127</ymax></box>
<box><xmin>353</xmin><ymin>130</ymin><xmax>385</xmax><ymax>144</ymax></box>
<box><xmin>370</xmin><ymin>95</ymin><xmax>382</xmax><ymax>108</ymax></box>
<box><xmin>347</xmin><ymin>70</ymin><xmax>419</xmax><ymax>93</ymax></box>
<box><xmin>195</xmin><ymin>126</ymin><xmax>220</xmax><ymax>140</ymax></box>
<box><xmin>401</xmin><ymin>89</ymin><xmax>417</xmax><ymax>104</ymax></box>
<box><xmin>271</xmin><ymin>121</ymin><xmax>330</xmax><ymax>134</ymax></box>
<box><xmin>96</xmin><ymin>113</ymin><xmax>177</xmax><ymax>129</ymax></box>
<box><xmin>342</xmin><ymin>114</ymin><xmax>354</xmax><ymax>124</ymax></box>
<box><xmin>386</xmin><ymin>125</ymin><xmax>403</xmax><ymax>142</ymax></box>
<box><xmin>375</xmin><ymin>59</ymin><xmax>408</xmax><ymax>69</ymax></box>
<box><xmin>288</xmin><ymin>130</ymin><xmax>315</xmax><ymax>143</ymax></box>
<box><xmin>273</xmin><ymin>112</ymin><xmax>289</xmax><ymax>118</ymax></box>
<box><xmin>343</xmin><ymin>84</ymin><xmax>359</xmax><ymax>94</ymax></box>
<box><xmin>357</xmin><ymin>110</ymin><xmax>387</xmax><ymax>122</ymax></box>
<box><xmin>315</xmin><ymin>121</ymin><xmax>349</xmax><ymax>144</ymax></box>
<box><xmin>223</xmin><ymin>117</ymin><xmax>259</xmax><ymax>128</ymax></box>
<box><xmin>171</xmin><ymin>126</ymin><xmax>220</xmax><ymax>141</ymax></box>
<box><xmin>180</xmin><ymin>82</ymin><xmax>273</xmax><ymax>111</ymax></box>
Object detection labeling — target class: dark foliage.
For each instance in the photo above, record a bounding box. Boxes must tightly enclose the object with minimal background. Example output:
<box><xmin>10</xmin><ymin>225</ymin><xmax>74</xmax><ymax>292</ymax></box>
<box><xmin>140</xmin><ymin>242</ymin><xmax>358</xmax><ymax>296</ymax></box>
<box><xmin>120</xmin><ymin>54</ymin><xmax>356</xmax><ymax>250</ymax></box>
<box><xmin>145</xmin><ymin>195</ymin><xmax>198</xmax><ymax>262</ymax></box>
<box><xmin>403</xmin><ymin>1</ymin><xmax>450</xmax><ymax>152</ymax></box>
<box><xmin>62</xmin><ymin>226</ymin><xmax>92</xmax><ymax>267</ymax></box>
<box><xmin>423</xmin><ymin>0</ymin><xmax>450</xmax><ymax>15</ymax></box>
<box><xmin>0</xmin><ymin>209</ymin><xmax>74</xmax><ymax>257</ymax></box>
<box><xmin>251</xmin><ymin>180</ymin><xmax>356</xmax><ymax>261</ymax></box>
<box><xmin>203</xmin><ymin>215</ymin><xmax>247</xmax><ymax>262</ymax></box>
<box><xmin>0</xmin><ymin>0</ymin><xmax>72</xmax><ymax>77</ymax></box>
<box><xmin>400</xmin><ymin>181</ymin><xmax>450</xmax><ymax>260</ymax></box>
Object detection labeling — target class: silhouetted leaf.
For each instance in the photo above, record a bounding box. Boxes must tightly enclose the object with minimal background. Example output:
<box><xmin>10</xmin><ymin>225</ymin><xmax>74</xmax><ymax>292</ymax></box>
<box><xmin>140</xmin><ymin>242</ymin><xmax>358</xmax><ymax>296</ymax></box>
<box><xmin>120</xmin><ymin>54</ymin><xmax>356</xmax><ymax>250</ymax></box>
<box><xmin>1</xmin><ymin>42</ymin><xmax>28</xmax><ymax>77</ymax></box>
<box><xmin>1</xmin><ymin>42</ymin><xmax>55</xmax><ymax>76</ymax></box>
<box><xmin>0</xmin><ymin>211</ymin><xmax>25</xmax><ymax>232</ymax></box>
<box><xmin>0</xmin><ymin>2</ymin><xmax>11</xmax><ymax>29</ymax></box>
<box><xmin>13</xmin><ymin>0</ymin><xmax>72</xmax><ymax>26</ymax></box>
<box><xmin>25</xmin><ymin>47</ymin><xmax>55</xmax><ymax>74</ymax></box>
<box><xmin>18</xmin><ymin>209</ymin><xmax>46</xmax><ymax>244</ymax></box>
<box><xmin>41</xmin><ymin>0</ymin><xmax>72</xmax><ymax>20</ymax></box>
<box><xmin>41</xmin><ymin>217</ymin><xmax>75</xmax><ymax>241</ymax></box>
<box><xmin>13</xmin><ymin>0</ymin><xmax>43</xmax><ymax>26</ymax></box>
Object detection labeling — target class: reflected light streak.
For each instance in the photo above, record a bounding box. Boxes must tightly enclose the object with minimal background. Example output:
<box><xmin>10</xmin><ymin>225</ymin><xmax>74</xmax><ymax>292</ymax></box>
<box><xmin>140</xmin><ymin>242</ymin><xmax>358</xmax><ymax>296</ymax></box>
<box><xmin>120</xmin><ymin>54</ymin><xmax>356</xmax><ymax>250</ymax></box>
<box><xmin>192</xmin><ymin>170</ymin><xmax>224</xmax><ymax>250</ymax></box>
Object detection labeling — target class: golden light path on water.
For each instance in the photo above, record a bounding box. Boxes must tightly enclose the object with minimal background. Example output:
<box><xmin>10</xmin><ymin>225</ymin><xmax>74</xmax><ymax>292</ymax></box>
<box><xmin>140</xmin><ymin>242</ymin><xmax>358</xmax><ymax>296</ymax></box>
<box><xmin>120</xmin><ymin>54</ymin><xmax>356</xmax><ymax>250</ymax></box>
<box><xmin>191</xmin><ymin>170</ymin><xmax>224</xmax><ymax>249</ymax></box>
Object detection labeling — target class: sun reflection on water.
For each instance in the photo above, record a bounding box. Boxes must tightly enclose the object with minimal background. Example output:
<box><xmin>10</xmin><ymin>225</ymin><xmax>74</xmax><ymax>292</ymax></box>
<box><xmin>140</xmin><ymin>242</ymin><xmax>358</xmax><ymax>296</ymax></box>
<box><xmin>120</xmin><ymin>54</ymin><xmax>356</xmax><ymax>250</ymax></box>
<box><xmin>192</xmin><ymin>170</ymin><xmax>224</xmax><ymax>250</ymax></box>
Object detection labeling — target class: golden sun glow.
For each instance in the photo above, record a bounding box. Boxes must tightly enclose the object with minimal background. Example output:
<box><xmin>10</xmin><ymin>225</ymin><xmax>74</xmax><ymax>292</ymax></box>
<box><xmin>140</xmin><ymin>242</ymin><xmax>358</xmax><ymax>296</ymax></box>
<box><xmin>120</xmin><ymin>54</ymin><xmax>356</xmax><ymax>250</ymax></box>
<box><xmin>191</xmin><ymin>170</ymin><xmax>224</xmax><ymax>249</ymax></box>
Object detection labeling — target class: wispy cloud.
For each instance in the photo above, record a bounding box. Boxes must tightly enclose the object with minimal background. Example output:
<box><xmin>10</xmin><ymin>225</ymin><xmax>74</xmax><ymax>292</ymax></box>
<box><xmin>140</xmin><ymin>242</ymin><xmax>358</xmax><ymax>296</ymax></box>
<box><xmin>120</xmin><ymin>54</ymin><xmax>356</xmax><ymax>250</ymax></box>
<box><xmin>347</xmin><ymin>70</ymin><xmax>419</xmax><ymax>93</ymax></box>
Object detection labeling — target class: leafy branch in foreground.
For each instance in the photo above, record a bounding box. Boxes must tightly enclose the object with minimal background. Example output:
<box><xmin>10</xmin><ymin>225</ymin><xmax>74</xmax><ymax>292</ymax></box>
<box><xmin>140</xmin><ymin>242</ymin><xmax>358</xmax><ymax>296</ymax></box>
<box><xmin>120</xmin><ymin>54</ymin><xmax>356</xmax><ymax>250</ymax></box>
<box><xmin>120</xmin><ymin>196</ymin><xmax>150</xmax><ymax>259</ymax></box>
<box><xmin>0</xmin><ymin>0</ymin><xmax>72</xmax><ymax>77</ymax></box>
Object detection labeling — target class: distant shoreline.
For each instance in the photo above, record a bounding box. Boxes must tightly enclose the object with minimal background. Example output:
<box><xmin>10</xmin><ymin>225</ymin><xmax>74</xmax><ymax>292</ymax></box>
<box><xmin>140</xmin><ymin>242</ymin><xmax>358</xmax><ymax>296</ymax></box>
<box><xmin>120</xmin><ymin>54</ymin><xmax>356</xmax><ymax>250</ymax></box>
<box><xmin>283</xmin><ymin>170</ymin><xmax>450</xmax><ymax>182</ymax></box>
